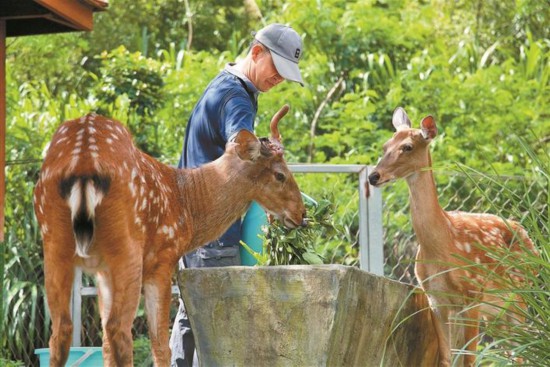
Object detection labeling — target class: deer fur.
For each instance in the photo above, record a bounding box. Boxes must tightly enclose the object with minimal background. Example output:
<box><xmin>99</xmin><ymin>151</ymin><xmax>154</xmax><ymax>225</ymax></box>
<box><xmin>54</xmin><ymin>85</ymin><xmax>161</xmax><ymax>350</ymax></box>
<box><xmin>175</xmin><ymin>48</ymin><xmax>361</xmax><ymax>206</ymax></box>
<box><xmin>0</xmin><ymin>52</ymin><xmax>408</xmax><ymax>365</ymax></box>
<box><xmin>368</xmin><ymin>107</ymin><xmax>537</xmax><ymax>367</ymax></box>
<box><xmin>33</xmin><ymin>111</ymin><xmax>306</xmax><ymax>367</ymax></box>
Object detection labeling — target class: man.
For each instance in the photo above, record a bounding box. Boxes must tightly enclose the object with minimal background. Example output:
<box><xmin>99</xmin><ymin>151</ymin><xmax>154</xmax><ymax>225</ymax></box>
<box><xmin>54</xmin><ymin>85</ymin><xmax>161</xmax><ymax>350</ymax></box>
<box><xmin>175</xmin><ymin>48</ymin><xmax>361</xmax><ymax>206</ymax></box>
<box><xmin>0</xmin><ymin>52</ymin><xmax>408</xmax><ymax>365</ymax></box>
<box><xmin>170</xmin><ymin>23</ymin><xmax>304</xmax><ymax>367</ymax></box>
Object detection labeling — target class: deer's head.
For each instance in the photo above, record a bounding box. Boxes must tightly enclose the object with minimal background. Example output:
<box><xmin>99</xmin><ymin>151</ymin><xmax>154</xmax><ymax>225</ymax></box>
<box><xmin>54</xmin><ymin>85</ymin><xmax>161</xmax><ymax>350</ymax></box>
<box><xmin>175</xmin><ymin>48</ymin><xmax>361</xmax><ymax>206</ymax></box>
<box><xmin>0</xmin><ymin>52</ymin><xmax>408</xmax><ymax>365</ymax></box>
<box><xmin>228</xmin><ymin>105</ymin><xmax>306</xmax><ymax>229</ymax></box>
<box><xmin>369</xmin><ymin>107</ymin><xmax>438</xmax><ymax>187</ymax></box>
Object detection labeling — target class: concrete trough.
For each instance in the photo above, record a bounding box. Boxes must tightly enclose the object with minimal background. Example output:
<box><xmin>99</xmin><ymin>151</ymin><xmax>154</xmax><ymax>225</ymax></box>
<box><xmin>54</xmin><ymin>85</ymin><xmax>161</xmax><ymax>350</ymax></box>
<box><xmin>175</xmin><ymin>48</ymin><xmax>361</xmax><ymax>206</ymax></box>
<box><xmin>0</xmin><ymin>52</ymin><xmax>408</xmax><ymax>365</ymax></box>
<box><xmin>178</xmin><ymin>265</ymin><xmax>439</xmax><ymax>366</ymax></box>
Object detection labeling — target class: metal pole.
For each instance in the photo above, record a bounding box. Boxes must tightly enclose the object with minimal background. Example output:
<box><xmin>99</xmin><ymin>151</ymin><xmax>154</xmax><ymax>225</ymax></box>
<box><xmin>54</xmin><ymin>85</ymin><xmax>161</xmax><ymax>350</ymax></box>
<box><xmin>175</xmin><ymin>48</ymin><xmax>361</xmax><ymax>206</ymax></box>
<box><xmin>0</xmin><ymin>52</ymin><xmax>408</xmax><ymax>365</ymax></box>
<box><xmin>72</xmin><ymin>268</ymin><xmax>82</xmax><ymax>346</ymax></box>
<box><xmin>358</xmin><ymin>166</ymin><xmax>370</xmax><ymax>272</ymax></box>
<box><xmin>364</xmin><ymin>166</ymin><xmax>384</xmax><ymax>275</ymax></box>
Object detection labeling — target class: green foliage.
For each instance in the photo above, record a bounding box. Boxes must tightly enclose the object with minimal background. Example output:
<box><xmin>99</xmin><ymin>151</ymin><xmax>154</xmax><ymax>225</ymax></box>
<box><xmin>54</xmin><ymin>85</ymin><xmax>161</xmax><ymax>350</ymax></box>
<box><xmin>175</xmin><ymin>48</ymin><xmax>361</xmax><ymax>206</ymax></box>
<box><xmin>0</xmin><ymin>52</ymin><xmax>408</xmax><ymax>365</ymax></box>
<box><xmin>93</xmin><ymin>46</ymin><xmax>168</xmax><ymax>156</ymax></box>
<box><xmin>133</xmin><ymin>336</ymin><xmax>154</xmax><ymax>367</ymax></box>
<box><xmin>0</xmin><ymin>358</ymin><xmax>24</xmax><ymax>367</ymax></box>
<box><xmin>243</xmin><ymin>196</ymin><xmax>336</xmax><ymax>266</ymax></box>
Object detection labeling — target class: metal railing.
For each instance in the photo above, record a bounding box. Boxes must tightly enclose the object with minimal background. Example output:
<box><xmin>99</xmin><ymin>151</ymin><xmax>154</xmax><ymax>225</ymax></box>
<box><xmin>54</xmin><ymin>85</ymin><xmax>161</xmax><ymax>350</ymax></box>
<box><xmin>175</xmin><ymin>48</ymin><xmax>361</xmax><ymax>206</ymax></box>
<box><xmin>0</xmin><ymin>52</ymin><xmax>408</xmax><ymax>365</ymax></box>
<box><xmin>70</xmin><ymin>164</ymin><xmax>385</xmax><ymax>346</ymax></box>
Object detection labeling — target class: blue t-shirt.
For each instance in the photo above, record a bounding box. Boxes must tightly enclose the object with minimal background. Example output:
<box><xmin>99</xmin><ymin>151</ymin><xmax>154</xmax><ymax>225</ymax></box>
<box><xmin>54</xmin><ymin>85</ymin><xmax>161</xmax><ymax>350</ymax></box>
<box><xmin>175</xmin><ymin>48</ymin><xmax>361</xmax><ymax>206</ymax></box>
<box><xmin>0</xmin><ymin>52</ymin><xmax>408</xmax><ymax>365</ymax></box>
<box><xmin>178</xmin><ymin>64</ymin><xmax>259</xmax><ymax>246</ymax></box>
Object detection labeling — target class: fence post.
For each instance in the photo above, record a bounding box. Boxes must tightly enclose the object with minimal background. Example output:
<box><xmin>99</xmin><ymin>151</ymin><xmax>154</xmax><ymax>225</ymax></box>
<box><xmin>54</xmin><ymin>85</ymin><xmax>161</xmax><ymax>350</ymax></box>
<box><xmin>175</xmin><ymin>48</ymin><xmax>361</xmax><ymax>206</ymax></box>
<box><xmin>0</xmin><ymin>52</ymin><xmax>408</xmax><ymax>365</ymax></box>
<box><xmin>72</xmin><ymin>267</ymin><xmax>82</xmax><ymax>347</ymax></box>
<box><xmin>359</xmin><ymin>166</ymin><xmax>384</xmax><ymax>275</ymax></box>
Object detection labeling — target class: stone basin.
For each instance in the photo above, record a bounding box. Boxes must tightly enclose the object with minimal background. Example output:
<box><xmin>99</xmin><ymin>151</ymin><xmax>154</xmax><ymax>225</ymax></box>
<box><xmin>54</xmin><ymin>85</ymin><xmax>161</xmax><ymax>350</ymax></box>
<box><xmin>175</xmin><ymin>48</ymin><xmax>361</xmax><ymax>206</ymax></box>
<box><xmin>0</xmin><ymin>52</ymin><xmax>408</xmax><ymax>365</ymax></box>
<box><xmin>178</xmin><ymin>265</ymin><xmax>439</xmax><ymax>366</ymax></box>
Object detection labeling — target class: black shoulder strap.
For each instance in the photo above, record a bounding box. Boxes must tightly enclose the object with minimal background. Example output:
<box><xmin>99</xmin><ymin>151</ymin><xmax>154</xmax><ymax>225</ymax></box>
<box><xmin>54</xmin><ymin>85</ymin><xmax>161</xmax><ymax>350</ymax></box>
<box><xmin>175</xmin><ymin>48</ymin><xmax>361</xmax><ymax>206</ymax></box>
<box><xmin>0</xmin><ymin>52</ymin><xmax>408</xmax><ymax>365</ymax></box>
<box><xmin>236</xmin><ymin>77</ymin><xmax>258</xmax><ymax>111</ymax></box>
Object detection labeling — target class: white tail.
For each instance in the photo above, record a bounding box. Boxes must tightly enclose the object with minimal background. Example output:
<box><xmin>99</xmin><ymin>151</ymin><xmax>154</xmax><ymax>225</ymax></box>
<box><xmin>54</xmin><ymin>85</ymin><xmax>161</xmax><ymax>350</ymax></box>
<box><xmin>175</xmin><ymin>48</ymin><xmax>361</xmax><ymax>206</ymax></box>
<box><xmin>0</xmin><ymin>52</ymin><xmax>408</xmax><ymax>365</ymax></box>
<box><xmin>368</xmin><ymin>107</ymin><xmax>537</xmax><ymax>367</ymax></box>
<box><xmin>34</xmin><ymin>108</ymin><xmax>306</xmax><ymax>367</ymax></box>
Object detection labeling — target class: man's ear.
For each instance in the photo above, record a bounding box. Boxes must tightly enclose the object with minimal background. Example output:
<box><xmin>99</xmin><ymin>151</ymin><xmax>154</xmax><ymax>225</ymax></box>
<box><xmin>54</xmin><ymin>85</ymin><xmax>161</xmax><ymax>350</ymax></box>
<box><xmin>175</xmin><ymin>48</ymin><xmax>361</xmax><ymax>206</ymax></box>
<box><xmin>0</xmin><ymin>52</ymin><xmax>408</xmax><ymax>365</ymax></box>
<box><xmin>233</xmin><ymin>130</ymin><xmax>261</xmax><ymax>161</ymax></box>
<box><xmin>251</xmin><ymin>44</ymin><xmax>265</xmax><ymax>62</ymax></box>
<box><xmin>420</xmin><ymin>115</ymin><xmax>438</xmax><ymax>140</ymax></box>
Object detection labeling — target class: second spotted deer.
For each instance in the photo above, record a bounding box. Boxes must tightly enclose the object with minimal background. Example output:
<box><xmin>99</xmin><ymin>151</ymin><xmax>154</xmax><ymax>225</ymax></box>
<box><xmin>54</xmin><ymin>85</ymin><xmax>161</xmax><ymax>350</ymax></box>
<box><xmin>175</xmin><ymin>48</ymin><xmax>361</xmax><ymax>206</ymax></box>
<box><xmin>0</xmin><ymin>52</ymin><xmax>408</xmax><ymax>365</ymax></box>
<box><xmin>368</xmin><ymin>107</ymin><xmax>537</xmax><ymax>366</ymax></box>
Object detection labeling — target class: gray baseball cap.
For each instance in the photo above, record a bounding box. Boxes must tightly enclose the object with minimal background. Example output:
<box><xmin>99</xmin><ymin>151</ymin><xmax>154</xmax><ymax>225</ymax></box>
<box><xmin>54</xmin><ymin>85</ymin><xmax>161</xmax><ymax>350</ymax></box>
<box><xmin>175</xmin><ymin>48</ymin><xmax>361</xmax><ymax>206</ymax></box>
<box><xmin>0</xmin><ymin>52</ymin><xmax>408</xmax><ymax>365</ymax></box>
<box><xmin>254</xmin><ymin>23</ymin><xmax>304</xmax><ymax>86</ymax></box>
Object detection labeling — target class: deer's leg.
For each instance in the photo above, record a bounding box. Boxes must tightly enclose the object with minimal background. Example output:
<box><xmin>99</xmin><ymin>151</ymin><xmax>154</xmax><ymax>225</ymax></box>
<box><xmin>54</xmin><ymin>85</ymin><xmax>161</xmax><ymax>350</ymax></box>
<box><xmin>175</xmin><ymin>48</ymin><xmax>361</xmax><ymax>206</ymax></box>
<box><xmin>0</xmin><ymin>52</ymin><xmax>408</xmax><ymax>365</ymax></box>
<box><xmin>428</xmin><ymin>299</ymin><xmax>452</xmax><ymax>367</ymax></box>
<box><xmin>101</xmin><ymin>252</ymin><xmax>143</xmax><ymax>367</ymax></box>
<box><xmin>96</xmin><ymin>270</ymin><xmax>116</xmax><ymax>366</ymax></box>
<box><xmin>144</xmin><ymin>262</ymin><xmax>175</xmax><ymax>367</ymax></box>
<box><xmin>462</xmin><ymin>307</ymin><xmax>480</xmax><ymax>367</ymax></box>
<box><xmin>43</xmin><ymin>237</ymin><xmax>75</xmax><ymax>367</ymax></box>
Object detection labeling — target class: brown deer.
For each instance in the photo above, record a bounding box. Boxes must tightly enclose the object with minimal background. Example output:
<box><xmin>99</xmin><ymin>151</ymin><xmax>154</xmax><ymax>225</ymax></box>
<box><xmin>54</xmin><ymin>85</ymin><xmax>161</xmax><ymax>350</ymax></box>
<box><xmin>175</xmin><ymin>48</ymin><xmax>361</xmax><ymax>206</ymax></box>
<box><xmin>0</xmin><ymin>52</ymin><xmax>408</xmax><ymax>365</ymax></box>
<box><xmin>368</xmin><ymin>107</ymin><xmax>536</xmax><ymax>366</ymax></box>
<box><xmin>33</xmin><ymin>106</ymin><xmax>306</xmax><ymax>367</ymax></box>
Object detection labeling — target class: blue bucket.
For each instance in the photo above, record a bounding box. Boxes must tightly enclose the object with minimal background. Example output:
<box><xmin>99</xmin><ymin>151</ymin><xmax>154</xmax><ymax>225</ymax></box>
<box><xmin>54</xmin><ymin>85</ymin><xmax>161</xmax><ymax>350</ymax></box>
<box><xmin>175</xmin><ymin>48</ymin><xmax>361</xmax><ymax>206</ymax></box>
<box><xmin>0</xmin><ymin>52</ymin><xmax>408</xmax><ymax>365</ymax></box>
<box><xmin>240</xmin><ymin>194</ymin><xmax>318</xmax><ymax>266</ymax></box>
<box><xmin>35</xmin><ymin>347</ymin><xmax>103</xmax><ymax>367</ymax></box>
<box><xmin>240</xmin><ymin>201</ymin><xmax>267</xmax><ymax>266</ymax></box>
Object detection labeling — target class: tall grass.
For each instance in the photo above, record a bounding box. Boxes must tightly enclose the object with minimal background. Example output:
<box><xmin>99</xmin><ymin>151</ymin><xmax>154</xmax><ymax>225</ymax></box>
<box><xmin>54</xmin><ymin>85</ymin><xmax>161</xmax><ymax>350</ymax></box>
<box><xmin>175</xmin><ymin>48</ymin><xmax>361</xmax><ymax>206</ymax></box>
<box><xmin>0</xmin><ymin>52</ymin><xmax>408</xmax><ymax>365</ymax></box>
<box><xmin>453</xmin><ymin>138</ymin><xmax>550</xmax><ymax>365</ymax></box>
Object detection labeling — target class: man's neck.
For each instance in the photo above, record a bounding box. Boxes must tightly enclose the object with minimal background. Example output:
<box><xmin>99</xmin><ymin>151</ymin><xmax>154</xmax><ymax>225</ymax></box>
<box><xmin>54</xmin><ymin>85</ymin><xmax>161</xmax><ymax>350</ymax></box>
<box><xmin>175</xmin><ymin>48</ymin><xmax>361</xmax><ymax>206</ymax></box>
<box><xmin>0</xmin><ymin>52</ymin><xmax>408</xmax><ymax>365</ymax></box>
<box><xmin>232</xmin><ymin>59</ymin><xmax>256</xmax><ymax>87</ymax></box>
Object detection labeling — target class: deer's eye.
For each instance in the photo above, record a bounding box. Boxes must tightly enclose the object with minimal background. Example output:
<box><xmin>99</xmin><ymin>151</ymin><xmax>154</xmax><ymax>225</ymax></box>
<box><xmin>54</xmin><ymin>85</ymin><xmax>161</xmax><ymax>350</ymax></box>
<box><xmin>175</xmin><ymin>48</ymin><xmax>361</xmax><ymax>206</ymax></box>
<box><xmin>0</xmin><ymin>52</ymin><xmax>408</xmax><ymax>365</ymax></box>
<box><xmin>402</xmin><ymin>144</ymin><xmax>413</xmax><ymax>152</ymax></box>
<box><xmin>275</xmin><ymin>172</ymin><xmax>286</xmax><ymax>182</ymax></box>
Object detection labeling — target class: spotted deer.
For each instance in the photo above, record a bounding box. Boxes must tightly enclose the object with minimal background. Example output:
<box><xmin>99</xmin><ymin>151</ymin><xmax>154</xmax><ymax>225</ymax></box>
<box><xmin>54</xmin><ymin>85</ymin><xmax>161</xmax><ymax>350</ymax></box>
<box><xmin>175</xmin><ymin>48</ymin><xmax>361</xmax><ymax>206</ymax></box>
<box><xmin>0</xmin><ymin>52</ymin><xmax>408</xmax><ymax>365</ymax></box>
<box><xmin>33</xmin><ymin>106</ymin><xmax>306</xmax><ymax>367</ymax></box>
<box><xmin>368</xmin><ymin>107</ymin><xmax>537</xmax><ymax>366</ymax></box>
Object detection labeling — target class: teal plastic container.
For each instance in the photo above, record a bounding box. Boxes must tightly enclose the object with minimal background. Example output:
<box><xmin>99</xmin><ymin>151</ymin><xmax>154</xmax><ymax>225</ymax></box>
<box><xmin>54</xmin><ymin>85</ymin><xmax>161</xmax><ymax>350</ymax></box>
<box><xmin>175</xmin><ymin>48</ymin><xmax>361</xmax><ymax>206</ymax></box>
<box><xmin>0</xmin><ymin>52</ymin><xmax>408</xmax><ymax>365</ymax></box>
<box><xmin>240</xmin><ymin>194</ymin><xmax>318</xmax><ymax>266</ymax></box>
<box><xmin>240</xmin><ymin>201</ymin><xmax>267</xmax><ymax>266</ymax></box>
<box><xmin>35</xmin><ymin>347</ymin><xmax>103</xmax><ymax>367</ymax></box>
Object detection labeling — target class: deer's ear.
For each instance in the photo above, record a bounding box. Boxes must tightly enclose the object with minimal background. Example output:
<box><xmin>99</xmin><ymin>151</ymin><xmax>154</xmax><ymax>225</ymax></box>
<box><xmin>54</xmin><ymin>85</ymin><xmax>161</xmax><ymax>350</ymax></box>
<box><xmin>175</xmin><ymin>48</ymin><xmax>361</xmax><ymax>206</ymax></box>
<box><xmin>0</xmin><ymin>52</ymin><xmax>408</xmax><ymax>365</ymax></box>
<box><xmin>392</xmin><ymin>107</ymin><xmax>412</xmax><ymax>131</ymax></box>
<box><xmin>233</xmin><ymin>130</ymin><xmax>261</xmax><ymax>161</ymax></box>
<box><xmin>420</xmin><ymin>115</ymin><xmax>438</xmax><ymax>140</ymax></box>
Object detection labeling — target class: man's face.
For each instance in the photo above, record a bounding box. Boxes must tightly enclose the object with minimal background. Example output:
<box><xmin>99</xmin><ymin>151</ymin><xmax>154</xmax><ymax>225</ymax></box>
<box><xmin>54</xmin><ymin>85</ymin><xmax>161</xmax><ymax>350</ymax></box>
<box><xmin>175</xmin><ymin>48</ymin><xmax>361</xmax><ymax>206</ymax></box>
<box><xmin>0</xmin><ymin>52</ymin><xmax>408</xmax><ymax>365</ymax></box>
<box><xmin>252</xmin><ymin>46</ymin><xmax>285</xmax><ymax>92</ymax></box>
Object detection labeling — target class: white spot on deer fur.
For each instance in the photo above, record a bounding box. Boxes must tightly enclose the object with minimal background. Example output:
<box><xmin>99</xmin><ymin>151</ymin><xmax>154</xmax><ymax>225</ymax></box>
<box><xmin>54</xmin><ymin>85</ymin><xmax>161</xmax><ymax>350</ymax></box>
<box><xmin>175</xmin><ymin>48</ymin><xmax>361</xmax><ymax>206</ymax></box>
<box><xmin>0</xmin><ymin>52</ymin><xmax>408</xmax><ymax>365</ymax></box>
<box><xmin>129</xmin><ymin>182</ymin><xmax>136</xmax><ymax>197</ymax></box>
<box><xmin>41</xmin><ymin>168</ymin><xmax>50</xmax><ymax>181</ymax></box>
<box><xmin>89</xmin><ymin>137</ymin><xmax>97</xmax><ymax>144</ymax></box>
<box><xmin>97</xmin><ymin>273</ymin><xmax>113</xmax><ymax>329</ymax></box>
<box><xmin>89</xmin><ymin>145</ymin><xmax>99</xmax><ymax>151</ymax></box>
<box><xmin>88</xmin><ymin>126</ymin><xmax>97</xmax><ymax>135</ymax></box>
<box><xmin>455</xmin><ymin>242</ymin><xmax>464</xmax><ymax>251</ymax></box>
<box><xmin>143</xmin><ymin>283</ymin><xmax>159</xmax><ymax>338</ymax></box>
<box><xmin>72</xmin><ymin>148</ymin><xmax>81</xmax><ymax>155</ymax></box>
<box><xmin>136</xmin><ymin>216</ymin><xmax>142</xmax><ymax>226</ymax></box>
<box><xmin>168</xmin><ymin>226</ymin><xmax>175</xmax><ymax>239</ymax></box>
<box><xmin>106</xmin><ymin>138</ymin><xmax>113</xmax><ymax>144</ymax></box>
<box><xmin>464</xmin><ymin>242</ymin><xmax>471</xmax><ymax>253</ymax></box>
<box><xmin>141</xmin><ymin>198</ymin><xmax>148</xmax><ymax>211</ymax></box>
<box><xmin>58</xmin><ymin>125</ymin><xmax>68</xmax><ymax>135</ymax></box>
<box><xmin>110</xmin><ymin>133</ymin><xmax>120</xmax><ymax>140</ymax></box>
<box><xmin>131</xmin><ymin>168</ymin><xmax>138</xmax><ymax>180</ymax></box>
<box><xmin>91</xmin><ymin>152</ymin><xmax>99</xmax><ymax>159</ymax></box>
<box><xmin>41</xmin><ymin>223</ymin><xmax>49</xmax><ymax>234</ymax></box>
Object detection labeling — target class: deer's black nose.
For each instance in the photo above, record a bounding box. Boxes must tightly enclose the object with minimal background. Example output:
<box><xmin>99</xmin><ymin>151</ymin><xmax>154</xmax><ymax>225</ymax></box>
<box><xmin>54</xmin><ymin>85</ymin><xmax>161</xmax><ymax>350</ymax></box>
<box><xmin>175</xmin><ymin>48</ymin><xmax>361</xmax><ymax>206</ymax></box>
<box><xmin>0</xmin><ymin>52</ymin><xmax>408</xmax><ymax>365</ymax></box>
<box><xmin>368</xmin><ymin>172</ymin><xmax>380</xmax><ymax>186</ymax></box>
<box><xmin>300</xmin><ymin>211</ymin><xmax>308</xmax><ymax>227</ymax></box>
